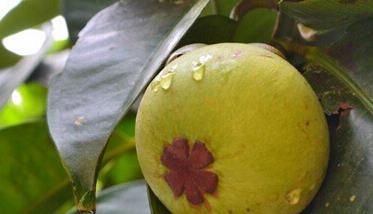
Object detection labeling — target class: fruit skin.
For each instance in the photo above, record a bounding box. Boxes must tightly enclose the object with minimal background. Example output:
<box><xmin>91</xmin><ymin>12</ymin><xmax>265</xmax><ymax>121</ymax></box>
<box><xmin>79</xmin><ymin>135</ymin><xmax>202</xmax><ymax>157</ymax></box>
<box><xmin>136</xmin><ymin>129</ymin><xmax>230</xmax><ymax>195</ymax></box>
<box><xmin>136</xmin><ymin>43</ymin><xmax>329</xmax><ymax>214</ymax></box>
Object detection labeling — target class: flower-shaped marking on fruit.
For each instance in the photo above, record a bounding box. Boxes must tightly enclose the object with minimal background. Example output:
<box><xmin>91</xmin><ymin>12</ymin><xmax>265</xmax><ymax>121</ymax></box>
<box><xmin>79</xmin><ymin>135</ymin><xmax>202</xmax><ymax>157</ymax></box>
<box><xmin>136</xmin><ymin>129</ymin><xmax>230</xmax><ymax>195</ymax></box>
<box><xmin>161</xmin><ymin>138</ymin><xmax>218</xmax><ymax>205</ymax></box>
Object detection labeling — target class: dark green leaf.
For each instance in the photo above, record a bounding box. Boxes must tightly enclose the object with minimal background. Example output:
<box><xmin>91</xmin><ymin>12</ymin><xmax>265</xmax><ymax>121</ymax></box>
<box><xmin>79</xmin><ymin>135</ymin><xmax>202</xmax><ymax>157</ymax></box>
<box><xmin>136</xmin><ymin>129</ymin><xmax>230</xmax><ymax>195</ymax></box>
<box><xmin>0</xmin><ymin>25</ymin><xmax>53</xmax><ymax>110</ymax></box>
<box><xmin>233</xmin><ymin>8</ymin><xmax>277</xmax><ymax>43</ymax></box>
<box><xmin>215</xmin><ymin>0</ymin><xmax>241</xmax><ymax>16</ymax></box>
<box><xmin>68</xmin><ymin>181</ymin><xmax>150</xmax><ymax>214</ymax></box>
<box><xmin>0</xmin><ymin>0</ymin><xmax>60</xmax><ymax>39</ymax></box>
<box><xmin>62</xmin><ymin>0</ymin><xmax>116</xmax><ymax>41</ymax></box>
<box><xmin>179</xmin><ymin>15</ymin><xmax>238</xmax><ymax>46</ymax></box>
<box><xmin>280</xmin><ymin>0</ymin><xmax>373</xmax><ymax>32</ymax></box>
<box><xmin>0</xmin><ymin>43</ymin><xmax>20</xmax><ymax>68</ymax></box>
<box><xmin>292</xmin><ymin>17</ymin><xmax>373</xmax><ymax>213</ymax></box>
<box><xmin>0</xmin><ymin>122</ymin><xmax>71</xmax><ymax>214</ymax></box>
<box><xmin>302</xmin><ymin>67</ymin><xmax>373</xmax><ymax>214</ymax></box>
<box><xmin>47</xmin><ymin>1</ymin><xmax>209</xmax><ymax>211</ymax></box>
<box><xmin>230</xmin><ymin>0</ymin><xmax>277</xmax><ymax>20</ymax></box>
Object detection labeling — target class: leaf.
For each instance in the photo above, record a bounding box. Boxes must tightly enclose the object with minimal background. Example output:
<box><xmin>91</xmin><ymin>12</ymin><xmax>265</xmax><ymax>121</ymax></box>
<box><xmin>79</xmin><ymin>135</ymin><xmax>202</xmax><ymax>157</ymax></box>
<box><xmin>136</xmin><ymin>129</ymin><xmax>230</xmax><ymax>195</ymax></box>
<box><xmin>62</xmin><ymin>0</ymin><xmax>117</xmax><ymax>41</ymax></box>
<box><xmin>280</xmin><ymin>0</ymin><xmax>373</xmax><ymax>32</ymax></box>
<box><xmin>99</xmin><ymin>113</ymin><xmax>143</xmax><ymax>186</ymax></box>
<box><xmin>47</xmin><ymin>1</ymin><xmax>209</xmax><ymax>211</ymax></box>
<box><xmin>301</xmin><ymin>67</ymin><xmax>373</xmax><ymax>214</ymax></box>
<box><xmin>0</xmin><ymin>83</ymin><xmax>47</xmax><ymax>129</ymax></box>
<box><xmin>283</xmin><ymin>17</ymin><xmax>373</xmax><ymax>213</ymax></box>
<box><xmin>230</xmin><ymin>0</ymin><xmax>277</xmax><ymax>20</ymax></box>
<box><xmin>67</xmin><ymin>181</ymin><xmax>150</xmax><ymax>214</ymax></box>
<box><xmin>0</xmin><ymin>0</ymin><xmax>59</xmax><ymax>39</ymax></box>
<box><xmin>233</xmin><ymin>8</ymin><xmax>277</xmax><ymax>43</ymax></box>
<box><xmin>0</xmin><ymin>122</ymin><xmax>71</xmax><ymax>214</ymax></box>
<box><xmin>27</xmin><ymin>50</ymin><xmax>70</xmax><ymax>86</ymax></box>
<box><xmin>214</xmin><ymin>0</ymin><xmax>241</xmax><ymax>16</ymax></box>
<box><xmin>179</xmin><ymin>15</ymin><xmax>238</xmax><ymax>46</ymax></box>
<box><xmin>0</xmin><ymin>43</ymin><xmax>20</xmax><ymax>68</ymax></box>
<box><xmin>0</xmin><ymin>25</ymin><xmax>53</xmax><ymax>110</ymax></box>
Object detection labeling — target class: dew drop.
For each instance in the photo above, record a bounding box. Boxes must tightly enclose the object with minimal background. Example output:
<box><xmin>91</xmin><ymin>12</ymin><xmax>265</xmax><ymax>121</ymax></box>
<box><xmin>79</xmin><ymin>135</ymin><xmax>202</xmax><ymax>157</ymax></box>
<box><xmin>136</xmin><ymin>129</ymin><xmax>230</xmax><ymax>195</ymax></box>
<box><xmin>160</xmin><ymin>72</ymin><xmax>175</xmax><ymax>90</ymax></box>
<box><xmin>286</xmin><ymin>188</ymin><xmax>302</xmax><ymax>205</ymax></box>
<box><xmin>199</xmin><ymin>54</ymin><xmax>212</xmax><ymax>64</ymax></box>
<box><xmin>151</xmin><ymin>80</ymin><xmax>161</xmax><ymax>92</ymax></box>
<box><xmin>192</xmin><ymin>62</ymin><xmax>205</xmax><ymax>81</ymax></box>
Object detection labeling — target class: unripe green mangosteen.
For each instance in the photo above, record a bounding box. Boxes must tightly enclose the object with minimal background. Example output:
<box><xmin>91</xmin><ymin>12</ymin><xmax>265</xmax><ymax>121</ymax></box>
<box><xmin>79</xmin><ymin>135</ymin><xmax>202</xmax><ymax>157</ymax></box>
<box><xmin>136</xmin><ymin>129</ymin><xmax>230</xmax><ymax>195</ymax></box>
<box><xmin>135</xmin><ymin>43</ymin><xmax>329</xmax><ymax>214</ymax></box>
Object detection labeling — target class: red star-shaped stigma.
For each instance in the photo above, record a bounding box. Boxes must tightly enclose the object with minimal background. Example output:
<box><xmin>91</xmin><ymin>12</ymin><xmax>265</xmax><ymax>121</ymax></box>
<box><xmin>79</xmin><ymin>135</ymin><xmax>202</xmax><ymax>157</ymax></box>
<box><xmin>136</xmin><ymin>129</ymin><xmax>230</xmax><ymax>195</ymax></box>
<box><xmin>161</xmin><ymin>138</ymin><xmax>218</xmax><ymax>205</ymax></box>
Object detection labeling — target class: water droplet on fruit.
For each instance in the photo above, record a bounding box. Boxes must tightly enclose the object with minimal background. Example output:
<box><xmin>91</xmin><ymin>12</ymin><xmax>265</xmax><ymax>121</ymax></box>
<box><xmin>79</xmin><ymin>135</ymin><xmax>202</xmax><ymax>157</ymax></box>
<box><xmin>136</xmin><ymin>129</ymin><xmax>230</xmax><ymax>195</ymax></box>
<box><xmin>192</xmin><ymin>62</ymin><xmax>205</xmax><ymax>81</ymax></box>
<box><xmin>151</xmin><ymin>80</ymin><xmax>161</xmax><ymax>92</ymax></box>
<box><xmin>160</xmin><ymin>72</ymin><xmax>175</xmax><ymax>90</ymax></box>
<box><xmin>199</xmin><ymin>54</ymin><xmax>212</xmax><ymax>64</ymax></box>
<box><xmin>286</xmin><ymin>188</ymin><xmax>302</xmax><ymax>205</ymax></box>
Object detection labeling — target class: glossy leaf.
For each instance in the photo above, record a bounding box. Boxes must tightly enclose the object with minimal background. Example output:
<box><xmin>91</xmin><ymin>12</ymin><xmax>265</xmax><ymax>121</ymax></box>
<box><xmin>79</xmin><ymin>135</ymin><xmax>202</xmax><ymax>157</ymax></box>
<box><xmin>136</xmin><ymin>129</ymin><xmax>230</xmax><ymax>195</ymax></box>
<box><xmin>291</xmin><ymin>17</ymin><xmax>373</xmax><ymax>213</ymax></box>
<box><xmin>302</xmin><ymin>67</ymin><xmax>373</xmax><ymax>214</ymax></box>
<box><xmin>62</xmin><ymin>0</ymin><xmax>116</xmax><ymax>41</ymax></box>
<box><xmin>0</xmin><ymin>122</ymin><xmax>71</xmax><ymax>214</ymax></box>
<box><xmin>0</xmin><ymin>0</ymin><xmax>59</xmax><ymax>39</ymax></box>
<box><xmin>0</xmin><ymin>25</ymin><xmax>53</xmax><ymax>110</ymax></box>
<box><xmin>68</xmin><ymin>181</ymin><xmax>150</xmax><ymax>214</ymax></box>
<box><xmin>280</xmin><ymin>0</ymin><xmax>373</xmax><ymax>32</ymax></box>
<box><xmin>47</xmin><ymin>0</ymin><xmax>209</xmax><ymax>211</ymax></box>
<box><xmin>233</xmin><ymin>8</ymin><xmax>277</xmax><ymax>43</ymax></box>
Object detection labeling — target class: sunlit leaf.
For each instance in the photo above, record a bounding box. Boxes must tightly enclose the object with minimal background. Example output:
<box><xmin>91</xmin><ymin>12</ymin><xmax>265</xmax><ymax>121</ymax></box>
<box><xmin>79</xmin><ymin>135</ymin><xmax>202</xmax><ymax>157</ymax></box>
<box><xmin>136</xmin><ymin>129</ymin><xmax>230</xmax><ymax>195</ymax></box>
<box><xmin>0</xmin><ymin>83</ymin><xmax>47</xmax><ymax>129</ymax></box>
<box><xmin>0</xmin><ymin>0</ymin><xmax>59</xmax><ymax>39</ymax></box>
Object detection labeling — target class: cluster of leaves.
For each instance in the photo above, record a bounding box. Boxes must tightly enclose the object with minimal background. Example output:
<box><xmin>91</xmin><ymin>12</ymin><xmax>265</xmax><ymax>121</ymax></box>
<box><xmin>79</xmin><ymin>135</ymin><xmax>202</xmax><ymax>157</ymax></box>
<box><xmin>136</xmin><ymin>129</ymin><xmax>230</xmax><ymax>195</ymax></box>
<box><xmin>0</xmin><ymin>0</ymin><xmax>372</xmax><ymax>213</ymax></box>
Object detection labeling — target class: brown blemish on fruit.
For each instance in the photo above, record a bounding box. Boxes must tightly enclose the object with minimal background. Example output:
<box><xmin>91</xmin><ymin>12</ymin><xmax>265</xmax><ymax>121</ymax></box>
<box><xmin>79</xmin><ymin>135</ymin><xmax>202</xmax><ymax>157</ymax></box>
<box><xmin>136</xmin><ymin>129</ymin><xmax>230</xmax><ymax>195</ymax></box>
<box><xmin>306</xmin><ymin>121</ymin><xmax>310</xmax><ymax>126</ymax></box>
<box><xmin>161</xmin><ymin>138</ymin><xmax>218</xmax><ymax>206</ymax></box>
<box><xmin>246</xmin><ymin>208</ymin><xmax>251</xmax><ymax>212</ymax></box>
<box><xmin>228</xmin><ymin>210</ymin><xmax>233</xmax><ymax>214</ymax></box>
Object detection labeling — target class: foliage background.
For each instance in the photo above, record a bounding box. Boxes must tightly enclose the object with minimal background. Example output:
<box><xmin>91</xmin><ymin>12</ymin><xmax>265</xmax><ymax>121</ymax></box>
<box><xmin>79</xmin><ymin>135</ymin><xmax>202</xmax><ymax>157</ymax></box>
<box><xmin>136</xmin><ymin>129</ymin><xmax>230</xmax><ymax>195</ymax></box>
<box><xmin>0</xmin><ymin>0</ymin><xmax>372</xmax><ymax>213</ymax></box>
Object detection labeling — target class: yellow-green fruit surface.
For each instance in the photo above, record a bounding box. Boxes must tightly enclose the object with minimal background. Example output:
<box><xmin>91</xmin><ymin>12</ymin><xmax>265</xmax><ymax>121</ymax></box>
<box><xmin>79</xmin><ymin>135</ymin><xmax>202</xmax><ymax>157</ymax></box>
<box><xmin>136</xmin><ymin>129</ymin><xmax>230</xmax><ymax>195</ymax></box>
<box><xmin>136</xmin><ymin>43</ymin><xmax>329</xmax><ymax>214</ymax></box>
